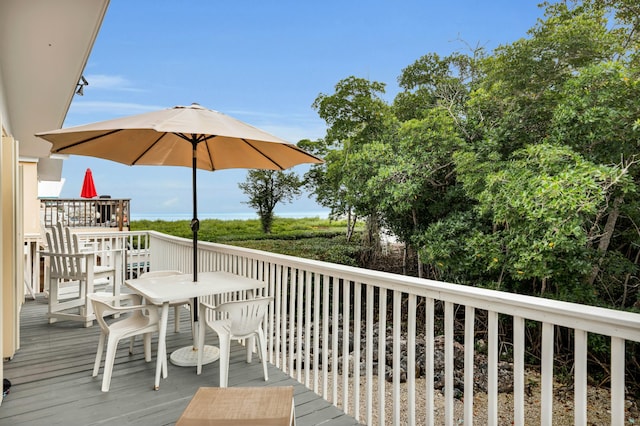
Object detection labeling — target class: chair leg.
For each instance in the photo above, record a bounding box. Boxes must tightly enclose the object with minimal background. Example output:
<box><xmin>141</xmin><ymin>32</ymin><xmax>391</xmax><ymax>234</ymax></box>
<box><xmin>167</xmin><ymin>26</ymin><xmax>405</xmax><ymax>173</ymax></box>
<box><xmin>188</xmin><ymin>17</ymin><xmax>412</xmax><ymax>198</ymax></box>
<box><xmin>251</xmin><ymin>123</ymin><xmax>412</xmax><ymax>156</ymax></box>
<box><xmin>143</xmin><ymin>333</ymin><xmax>152</xmax><ymax>362</ymax></box>
<box><xmin>246</xmin><ymin>336</ymin><xmax>254</xmax><ymax>363</ymax></box>
<box><xmin>162</xmin><ymin>348</ymin><xmax>168</xmax><ymax>377</ymax></box>
<box><xmin>82</xmin><ymin>278</ymin><xmax>94</xmax><ymax>327</ymax></box>
<box><xmin>174</xmin><ymin>305</ymin><xmax>180</xmax><ymax>333</ymax></box>
<box><xmin>218</xmin><ymin>336</ymin><xmax>231</xmax><ymax>388</ymax></box>
<box><xmin>101</xmin><ymin>336</ymin><xmax>118</xmax><ymax>392</ymax></box>
<box><xmin>48</xmin><ymin>277</ymin><xmax>59</xmax><ymax>323</ymax></box>
<box><xmin>93</xmin><ymin>333</ymin><xmax>106</xmax><ymax>377</ymax></box>
<box><xmin>257</xmin><ymin>329</ymin><xmax>269</xmax><ymax>382</ymax></box>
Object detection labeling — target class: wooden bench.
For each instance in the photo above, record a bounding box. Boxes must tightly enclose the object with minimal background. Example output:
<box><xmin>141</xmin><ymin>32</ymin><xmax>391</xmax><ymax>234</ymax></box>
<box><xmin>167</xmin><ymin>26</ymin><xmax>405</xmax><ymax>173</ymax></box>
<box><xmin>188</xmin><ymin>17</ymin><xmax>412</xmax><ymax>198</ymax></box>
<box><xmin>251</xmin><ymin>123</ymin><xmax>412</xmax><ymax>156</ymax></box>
<box><xmin>176</xmin><ymin>387</ymin><xmax>295</xmax><ymax>426</ymax></box>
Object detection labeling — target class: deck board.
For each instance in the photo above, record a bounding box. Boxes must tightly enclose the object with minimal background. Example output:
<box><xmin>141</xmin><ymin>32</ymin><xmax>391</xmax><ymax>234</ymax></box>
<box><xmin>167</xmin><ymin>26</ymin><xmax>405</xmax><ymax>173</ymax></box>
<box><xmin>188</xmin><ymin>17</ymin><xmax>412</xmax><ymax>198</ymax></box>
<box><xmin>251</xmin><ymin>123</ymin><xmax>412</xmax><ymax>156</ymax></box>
<box><xmin>1</xmin><ymin>298</ymin><xmax>361</xmax><ymax>426</ymax></box>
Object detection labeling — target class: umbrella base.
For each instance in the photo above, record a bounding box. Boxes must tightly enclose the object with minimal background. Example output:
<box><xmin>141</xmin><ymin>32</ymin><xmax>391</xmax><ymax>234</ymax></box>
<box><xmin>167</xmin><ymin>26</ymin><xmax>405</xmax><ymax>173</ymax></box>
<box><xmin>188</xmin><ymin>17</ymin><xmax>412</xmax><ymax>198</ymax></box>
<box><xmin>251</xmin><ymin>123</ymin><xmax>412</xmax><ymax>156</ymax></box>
<box><xmin>170</xmin><ymin>344</ymin><xmax>219</xmax><ymax>367</ymax></box>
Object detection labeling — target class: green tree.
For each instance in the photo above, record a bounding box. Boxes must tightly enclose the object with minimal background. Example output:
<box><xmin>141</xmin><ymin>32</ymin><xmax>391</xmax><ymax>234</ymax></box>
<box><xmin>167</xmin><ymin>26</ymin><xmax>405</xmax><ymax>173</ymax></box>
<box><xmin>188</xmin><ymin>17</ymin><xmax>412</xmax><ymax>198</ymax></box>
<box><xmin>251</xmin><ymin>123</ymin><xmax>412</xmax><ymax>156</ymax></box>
<box><xmin>451</xmin><ymin>0</ymin><xmax>640</xmax><ymax>305</ymax></box>
<box><xmin>394</xmin><ymin>51</ymin><xmax>482</xmax><ymax>138</ymax></box>
<box><xmin>455</xmin><ymin>143</ymin><xmax>632</xmax><ymax>299</ymax></box>
<box><xmin>239</xmin><ymin>170</ymin><xmax>302</xmax><ymax>233</ymax></box>
<box><xmin>384</xmin><ymin>51</ymin><xmax>478</xmax><ymax>276</ymax></box>
<box><xmin>470</xmin><ymin>0</ymin><xmax>618</xmax><ymax>157</ymax></box>
<box><xmin>356</xmin><ymin>109</ymin><xmax>467</xmax><ymax>276</ymax></box>
<box><xmin>307</xmin><ymin>77</ymin><xmax>391</xmax><ymax>243</ymax></box>
<box><xmin>548</xmin><ymin>60</ymin><xmax>640</xmax><ymax>297</ymax></box>
<box><xmin>304</xmin><ymin>0</ymin><xmax>640</xmax><ymax>305</ymax></box>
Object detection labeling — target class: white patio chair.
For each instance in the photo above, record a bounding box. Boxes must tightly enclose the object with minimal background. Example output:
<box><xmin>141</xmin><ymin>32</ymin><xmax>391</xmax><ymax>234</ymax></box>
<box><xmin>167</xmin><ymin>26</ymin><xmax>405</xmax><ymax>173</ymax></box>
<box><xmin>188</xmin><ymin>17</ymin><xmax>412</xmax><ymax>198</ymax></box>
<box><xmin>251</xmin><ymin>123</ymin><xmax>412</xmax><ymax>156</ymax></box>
<box><xmin>89</xmin><ymin>293</ymin><xmax>165</xmax><ymax>392</ymax></box>
<box><xmin>139</xmin><ymin>270</ymin><xmax>193</xmax><ymax>333</ymax></box>
<box><xmin>43</xmin><ymin>223</ymin><xmax>121</xmax><ymax>326</ymax></box>
<box><xmin>196</xmin><ymin>297</ymin><xmax>272</xmax><ymax>387</ymax></box>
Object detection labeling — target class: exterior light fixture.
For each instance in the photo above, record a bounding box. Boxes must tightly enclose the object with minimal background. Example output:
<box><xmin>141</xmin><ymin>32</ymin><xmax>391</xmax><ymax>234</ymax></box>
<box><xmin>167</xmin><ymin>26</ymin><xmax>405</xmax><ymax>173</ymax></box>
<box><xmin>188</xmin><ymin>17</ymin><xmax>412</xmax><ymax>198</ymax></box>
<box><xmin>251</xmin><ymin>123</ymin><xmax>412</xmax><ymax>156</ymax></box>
<box><xmin>75</xmin><ymin>75</ymin><xmax>88</xmax><ymax>96</ymax></box>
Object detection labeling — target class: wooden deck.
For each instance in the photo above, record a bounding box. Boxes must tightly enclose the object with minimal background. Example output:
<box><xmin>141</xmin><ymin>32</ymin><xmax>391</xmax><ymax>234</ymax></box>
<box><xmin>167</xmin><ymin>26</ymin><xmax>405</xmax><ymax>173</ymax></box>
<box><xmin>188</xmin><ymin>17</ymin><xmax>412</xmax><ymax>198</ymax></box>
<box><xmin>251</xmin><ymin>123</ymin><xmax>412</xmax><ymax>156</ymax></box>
<box><xmin>1</xmin><ymin>299</ymin><xmax>361</xmax><ymax>426</ymax></box>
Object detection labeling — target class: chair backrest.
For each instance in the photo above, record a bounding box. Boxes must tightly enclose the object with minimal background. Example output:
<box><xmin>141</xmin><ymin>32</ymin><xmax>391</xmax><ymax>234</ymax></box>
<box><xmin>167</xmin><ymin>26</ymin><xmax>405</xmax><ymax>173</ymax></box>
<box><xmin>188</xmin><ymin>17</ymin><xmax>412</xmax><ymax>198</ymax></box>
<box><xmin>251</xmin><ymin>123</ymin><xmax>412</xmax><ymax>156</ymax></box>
<box><xmin>45</xmin><ymin>229</ymin><xmax>63</xmax><ymax>277</ymax></box>
<box><xmin>67</xmin><ymin>229</ymin><xmax>88</xmax><ymax>276</ymax></box>
<box><xmin>48</xmin><ymin>222</ymin><xmax>63</xmax><ymax>254</ymax></box>
<box><xmin>53</xmin><ymin>222</ymin><xmax>71</xmax><ymax>254</ymax></box>
<box><xmin>215</xmin><ymin>297</ymin><xmax>272</xmax><ymax>337</ymax></box>
<box><xmin>139</xmin><ymin>270</ymin><xmax>182</xmax><ymax>279</ymax></box>
<box><xmin>45</xmin><ymin>223</ymin><xmax>81</xmax><ymax>278</ymax></box>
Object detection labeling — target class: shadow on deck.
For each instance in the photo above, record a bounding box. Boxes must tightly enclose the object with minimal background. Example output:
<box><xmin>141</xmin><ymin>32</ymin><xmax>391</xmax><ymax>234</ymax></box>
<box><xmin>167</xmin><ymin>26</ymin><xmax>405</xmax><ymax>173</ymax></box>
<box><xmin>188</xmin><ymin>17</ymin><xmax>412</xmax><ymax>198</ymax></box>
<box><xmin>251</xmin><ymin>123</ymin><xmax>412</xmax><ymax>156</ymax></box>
<box><xmin>1</xmin><ymin>299</ymin><xmax>361</xmax><ymax>426</ymax></box>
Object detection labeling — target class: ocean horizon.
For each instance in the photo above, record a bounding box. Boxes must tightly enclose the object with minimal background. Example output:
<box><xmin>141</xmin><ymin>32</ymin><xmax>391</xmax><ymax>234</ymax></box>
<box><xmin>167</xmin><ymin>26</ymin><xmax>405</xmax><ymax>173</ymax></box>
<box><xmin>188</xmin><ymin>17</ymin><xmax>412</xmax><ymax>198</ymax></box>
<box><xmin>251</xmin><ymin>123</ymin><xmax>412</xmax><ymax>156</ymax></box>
<box><xmin>130</xmin><ymin>210</ymin><xmax>330</xmax><ymax>222</ymax></box>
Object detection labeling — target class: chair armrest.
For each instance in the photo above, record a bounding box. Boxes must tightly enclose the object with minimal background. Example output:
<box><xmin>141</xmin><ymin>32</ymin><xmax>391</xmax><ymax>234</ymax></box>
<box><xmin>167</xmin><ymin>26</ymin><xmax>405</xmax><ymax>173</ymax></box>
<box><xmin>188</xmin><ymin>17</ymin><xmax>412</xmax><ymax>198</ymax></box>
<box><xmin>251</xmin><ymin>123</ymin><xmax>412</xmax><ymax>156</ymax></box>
<box><xmin>40</xmin><ymin>251</ymin><xmax>88</xmax><ymax>259</ymax></box>
<box><xmin>100</xmin><ymin>303</ymin><xmax>154</xmax><ymax>314</ymax></box>
<box><xmin>89</xmin><ymin>293</ymin><xmax>159</xmax><ymax>320</ymax></box>
<box><xmin>93</xmin><ymin>293</ymin><xmax>143</xmax><ymax>305</ymax></box>
<box><xmin>199</xmin><ymin>301</ymin><xmax>216</xmax><ymax>311</ymax></box>
<box><xmin>78</xmin><ymin>247</ymin><xmax>122</xmax><ymax>256</ymax></box>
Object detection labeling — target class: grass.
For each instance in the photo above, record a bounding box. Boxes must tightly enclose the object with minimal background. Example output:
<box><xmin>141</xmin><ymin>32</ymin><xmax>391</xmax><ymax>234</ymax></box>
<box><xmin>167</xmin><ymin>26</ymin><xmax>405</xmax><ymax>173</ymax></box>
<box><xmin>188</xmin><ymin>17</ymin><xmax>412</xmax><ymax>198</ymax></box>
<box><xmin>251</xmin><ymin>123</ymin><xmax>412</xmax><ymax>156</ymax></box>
<box><xmin>131</xmin><ymin>216</ymin><xmax>364</xmax><ymax>266</ymax></box>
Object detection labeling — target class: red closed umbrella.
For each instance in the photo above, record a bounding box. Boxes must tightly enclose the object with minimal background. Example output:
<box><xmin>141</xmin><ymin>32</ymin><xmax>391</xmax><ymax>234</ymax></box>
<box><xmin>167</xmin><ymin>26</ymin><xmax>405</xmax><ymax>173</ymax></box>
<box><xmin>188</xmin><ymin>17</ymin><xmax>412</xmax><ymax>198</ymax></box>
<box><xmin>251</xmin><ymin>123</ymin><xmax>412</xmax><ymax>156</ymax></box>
<box><xmin>80</xmin><ymin>168</ymin><xmax>98</xmax><ymax>198</ymax></box>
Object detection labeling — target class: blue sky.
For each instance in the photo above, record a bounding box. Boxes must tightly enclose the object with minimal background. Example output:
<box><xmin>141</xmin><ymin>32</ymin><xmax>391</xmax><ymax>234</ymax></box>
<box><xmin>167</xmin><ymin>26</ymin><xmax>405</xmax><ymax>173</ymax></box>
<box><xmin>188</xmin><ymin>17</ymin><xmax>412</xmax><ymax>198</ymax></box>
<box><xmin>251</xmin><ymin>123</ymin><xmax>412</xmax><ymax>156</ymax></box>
<box><xmin>59</xmin><ymin>0</ymin><xmax>545</xmax><ymax>219</ymax></box>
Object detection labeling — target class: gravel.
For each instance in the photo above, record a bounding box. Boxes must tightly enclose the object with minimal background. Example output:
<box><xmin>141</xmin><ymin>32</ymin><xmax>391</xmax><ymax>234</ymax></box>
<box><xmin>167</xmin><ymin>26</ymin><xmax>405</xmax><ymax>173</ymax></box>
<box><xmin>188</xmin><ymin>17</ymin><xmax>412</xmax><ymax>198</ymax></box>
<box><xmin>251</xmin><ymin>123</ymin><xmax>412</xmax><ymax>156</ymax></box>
<box><xmin>316</xmin><ymin>372</ymin><xmax>639</xmax><ymax>425</ymax></box>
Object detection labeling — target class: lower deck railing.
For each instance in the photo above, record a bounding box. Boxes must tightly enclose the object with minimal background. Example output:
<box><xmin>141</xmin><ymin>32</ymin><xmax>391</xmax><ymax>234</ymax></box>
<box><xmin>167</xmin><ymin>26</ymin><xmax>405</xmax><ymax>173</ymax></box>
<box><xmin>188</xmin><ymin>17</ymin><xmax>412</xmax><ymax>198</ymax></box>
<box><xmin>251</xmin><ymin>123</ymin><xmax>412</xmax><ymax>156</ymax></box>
<box><xmin>48</xmin><ymin>230</ymin><xmax>640</xmax><ymax>425</ymax></box>
<box><xmin>40</xmin><ymin>198</ymin><xmax>131</xmax><ymax>230</ymax></box>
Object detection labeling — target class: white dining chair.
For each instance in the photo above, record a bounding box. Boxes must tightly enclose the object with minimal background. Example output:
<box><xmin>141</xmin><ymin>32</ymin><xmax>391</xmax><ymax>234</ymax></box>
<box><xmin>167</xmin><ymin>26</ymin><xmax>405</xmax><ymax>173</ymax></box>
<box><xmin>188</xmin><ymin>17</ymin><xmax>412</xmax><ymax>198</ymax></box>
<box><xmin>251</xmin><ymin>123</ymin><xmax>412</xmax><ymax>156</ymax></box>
<box><xmin>89</xmin><ymin>293</ymin><xmax>164</xmax><ymax>392</ymax></box>
<box><xmin>196</xmin><ymin>297</ymin><xmax>272</xmax><ymax>387</ymax></box>
<box><xmin>139</xmin><ymin>270</ymin><xmax>193</xmax><ymax>333</ymax></box>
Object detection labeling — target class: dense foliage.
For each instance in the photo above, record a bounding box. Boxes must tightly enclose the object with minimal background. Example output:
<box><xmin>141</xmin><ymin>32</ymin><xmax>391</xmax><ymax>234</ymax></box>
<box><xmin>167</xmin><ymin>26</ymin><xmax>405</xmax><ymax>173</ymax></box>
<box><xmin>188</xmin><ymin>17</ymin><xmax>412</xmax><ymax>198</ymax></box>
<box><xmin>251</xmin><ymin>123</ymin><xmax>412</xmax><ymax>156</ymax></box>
<box><xmin>304</xmin><ymin>0</ymin><xmax>639</xmax><ymax>311</ymax></box>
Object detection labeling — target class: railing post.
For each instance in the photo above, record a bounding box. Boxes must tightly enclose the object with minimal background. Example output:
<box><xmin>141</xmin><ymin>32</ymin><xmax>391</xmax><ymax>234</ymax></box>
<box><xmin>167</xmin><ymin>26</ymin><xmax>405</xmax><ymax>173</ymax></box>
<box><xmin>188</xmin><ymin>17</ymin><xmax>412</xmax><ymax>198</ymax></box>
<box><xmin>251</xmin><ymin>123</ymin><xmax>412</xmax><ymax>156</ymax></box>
<box><xmin>611</xmin><ymin>337</ymin><xmax>625</xmax><ymax>426</ymax></box>
<box><xmin>513</xmin><ymin>316</ymin><xmax>525</xmax><ymax>426</ymax></box>
<box><xmin>574</xmin><ymin>329</ymin><xmax>588</xmax><ymax>425</ymax></box>
<box><xmin>464</xmin><ymin>306</ymin><xmax>476</xmax><ymax>425</ymax></box>
<box><xmin>425</xmin><ymin>296</ymin><xmax>435</xmax><ymax>426</ymax></box>
<box><xmin>541</xmin><ymin>322</ymin><xmax>554</xmax><ymax>426</ymax></box>
<box><xmin>488</xmin><ymin>310</ymin><xmax>499</xmax><ymax>426</ymax></box>
<box><xmin>444</xmin><ymin>301</ymin><xmax>454</xmax><ymax>425</ymax></box>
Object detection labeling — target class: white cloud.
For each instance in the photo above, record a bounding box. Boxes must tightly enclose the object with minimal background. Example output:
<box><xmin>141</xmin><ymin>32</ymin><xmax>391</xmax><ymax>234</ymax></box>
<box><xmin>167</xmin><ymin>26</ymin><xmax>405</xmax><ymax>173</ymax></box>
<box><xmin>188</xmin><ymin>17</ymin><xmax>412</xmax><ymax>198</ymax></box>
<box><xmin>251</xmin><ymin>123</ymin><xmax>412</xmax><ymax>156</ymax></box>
<box><xmin>161</xmin><ymin>197</ymin><xmax>181</xmax><ymax>208</ymax></box>
<box><xmin>260</xmin><ymin>122</ymin><xmax>326</xmax><ymax>143</ymax></box>
<box><xmin>225</xmin><ymin>110</ymin><xmax>327</xmax><ymax>142</ymax></box>
<box><xmin>84</xmin><ymin>74</ymin><xmax>142</xmax><ymax>92</ymax></box>
<box><xmin>67</xmin><ymin>101</ymin><xmax>169</xmax><ymax>119</ymax></box>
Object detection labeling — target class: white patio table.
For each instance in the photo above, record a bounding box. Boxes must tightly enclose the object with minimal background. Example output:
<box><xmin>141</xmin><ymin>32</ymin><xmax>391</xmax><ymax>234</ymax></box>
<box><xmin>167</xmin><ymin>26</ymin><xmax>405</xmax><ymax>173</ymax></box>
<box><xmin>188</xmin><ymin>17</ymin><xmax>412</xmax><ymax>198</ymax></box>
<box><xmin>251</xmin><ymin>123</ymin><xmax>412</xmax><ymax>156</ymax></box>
<box><xmin>125</xmin><ymin>271</ymin><xmax>267</xmax><ymax>390</ymax></box>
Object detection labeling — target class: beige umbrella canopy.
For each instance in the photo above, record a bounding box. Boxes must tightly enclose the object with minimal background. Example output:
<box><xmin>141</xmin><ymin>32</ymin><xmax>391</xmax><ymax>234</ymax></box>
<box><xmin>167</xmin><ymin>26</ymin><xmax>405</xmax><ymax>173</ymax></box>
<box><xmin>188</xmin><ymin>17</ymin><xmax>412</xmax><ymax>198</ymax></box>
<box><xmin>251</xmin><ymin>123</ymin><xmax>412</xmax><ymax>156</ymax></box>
<box><xmin>38</xmin><ymin>103</ymin><xmax>320</xmax><ymax>171</ymax></box>
<box><xmin>36</xmin><ymin>103</ymin><xmax>323</xmax><ymax>282</ymax></box>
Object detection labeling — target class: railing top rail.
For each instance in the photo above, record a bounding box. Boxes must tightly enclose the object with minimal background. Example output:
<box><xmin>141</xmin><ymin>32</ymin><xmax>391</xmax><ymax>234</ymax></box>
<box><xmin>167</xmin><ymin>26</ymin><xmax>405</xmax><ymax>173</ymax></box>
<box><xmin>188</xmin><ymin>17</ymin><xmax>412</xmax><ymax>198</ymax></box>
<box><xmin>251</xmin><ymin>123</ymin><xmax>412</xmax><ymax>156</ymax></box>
<box><xmin>149</xmin><ymin>230</ymin><xmax>640</xmax><ymax>342</ymax></box>
<box><xmin>74</xmin><ymin>230</ymin><xmax>149</xmax><ymax>238</ymax></box>
<box><xmin>39</xmin><ymin>197</ymin><xmax>132</xmax><ymax>201</ymax></box>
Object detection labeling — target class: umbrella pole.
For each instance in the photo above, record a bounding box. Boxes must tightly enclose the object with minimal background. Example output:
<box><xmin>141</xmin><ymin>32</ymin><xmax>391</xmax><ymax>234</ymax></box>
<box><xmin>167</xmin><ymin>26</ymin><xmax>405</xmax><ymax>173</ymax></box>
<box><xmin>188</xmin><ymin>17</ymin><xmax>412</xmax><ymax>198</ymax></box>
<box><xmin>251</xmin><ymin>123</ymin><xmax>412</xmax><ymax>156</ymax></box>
<box><xmin>190</xmin><ymin>139</ymin><xmax>200</xmax><ymax>321</ymax></box>
<box><xmin>191</xmin><ymin>139</ymin><xmax>199</xmax><ymax>283</ymax></box>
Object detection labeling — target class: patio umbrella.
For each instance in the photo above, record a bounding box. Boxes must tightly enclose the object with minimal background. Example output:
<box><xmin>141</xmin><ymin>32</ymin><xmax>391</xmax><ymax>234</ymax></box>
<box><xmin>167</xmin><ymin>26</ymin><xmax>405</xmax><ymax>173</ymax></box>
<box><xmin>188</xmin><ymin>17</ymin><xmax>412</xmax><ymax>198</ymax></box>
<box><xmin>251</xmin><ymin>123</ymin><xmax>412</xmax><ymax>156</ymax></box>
<box><xmin>36</xmin><ymin>103</ymin><xmax>323</xmax><ymax>365</ymax></box>
<box><xmin>36</xmin><ymin>103</ymin><xmax>323</xmax><ymax>282</ymax></box>
<box><xmin>80</xmin><ymin>168</ymin><xmax>97</xmax><ymax>198</ymax></box>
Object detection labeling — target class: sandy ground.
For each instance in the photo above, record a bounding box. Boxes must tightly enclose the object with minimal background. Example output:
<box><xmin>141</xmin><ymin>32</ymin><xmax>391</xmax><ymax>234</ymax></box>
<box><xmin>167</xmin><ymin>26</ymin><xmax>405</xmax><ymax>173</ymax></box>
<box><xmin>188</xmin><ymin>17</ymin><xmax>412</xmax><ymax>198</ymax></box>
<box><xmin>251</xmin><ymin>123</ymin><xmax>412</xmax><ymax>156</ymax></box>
<box><xmin>302</xmin><ymin>371</ymin><xmax>639</xmax><ymax>425</ymax></box>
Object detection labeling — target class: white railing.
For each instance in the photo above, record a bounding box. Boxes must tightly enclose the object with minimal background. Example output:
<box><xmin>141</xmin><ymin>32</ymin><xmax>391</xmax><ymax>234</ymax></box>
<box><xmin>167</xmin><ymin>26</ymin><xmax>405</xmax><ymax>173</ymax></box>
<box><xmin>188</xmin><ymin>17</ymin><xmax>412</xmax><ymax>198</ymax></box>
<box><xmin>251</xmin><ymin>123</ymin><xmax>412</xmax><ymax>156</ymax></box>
<box><xmin>86</xmin><ymin>231</ymin><xmax>640</xmax><ymax>424</ymax></box>
<box><xmin>73</xmin><ymin>229</ymin><xmax>152</xmax><ymax>282</ymax></box>
<box><xmin>26</xmin><ymin>229</ymin><xmax>152</xmax><ymax>297</ymax></box>
<box><xmin>146</xmin><ymin>231</ymin><xmax>640</xmax><ymax>425</ymax></box>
